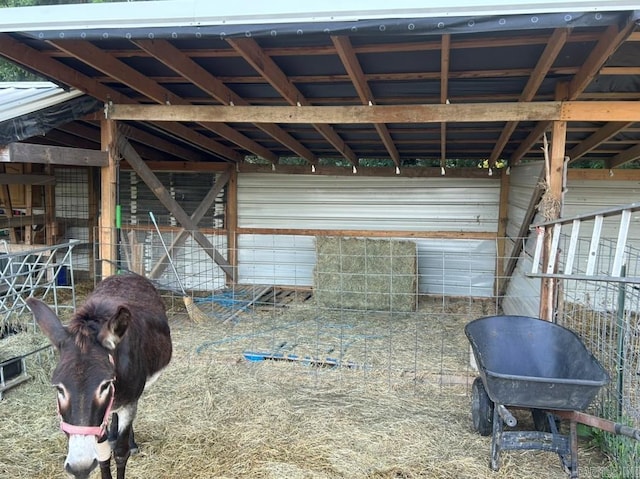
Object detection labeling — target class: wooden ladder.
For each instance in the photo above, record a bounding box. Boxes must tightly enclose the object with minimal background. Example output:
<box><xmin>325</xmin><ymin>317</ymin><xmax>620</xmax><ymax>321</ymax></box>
<box><xmin>530</xmin><ymin>202</ymin><xmax>640</xmax><ymax>283</ymax></box>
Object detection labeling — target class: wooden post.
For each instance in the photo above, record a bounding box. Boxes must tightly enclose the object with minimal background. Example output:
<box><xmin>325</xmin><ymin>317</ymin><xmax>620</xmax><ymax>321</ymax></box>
<box><xmin>495</xmin><ymin>169</ymin><xmax>509</xmax><ymax>297</ymax></box>
<box><xmin>226</xmin><ymin>167</ymin><xmax>238</xmax><ymax>286</ymax></box>
<box><xmin>44</xmin><ymin>164</ymin><xmax>56</xmax><ymax>245</ymax></box>
<box><xmin>88</xmin><ymin>166</ymin><xmax>100</xmax><ymax>279</ymax></box>
<box><xmin>538</xmin><ymin>82</ymin><xmax>568</xmax><ymax>321</ymax></box>
<box><xmin>539</xmin><ymin>123</ymin><xmax>567</xmax><ymax>321</ymax></box>
<box><xmin>24</xmin><ymin>163</ymin><xmax>33</xmax><ymax>244</ymax></box>
<box><xmin>99</xmin><ymin>119</ymin><xmax>118</xmax><ymax>278</ymax></box>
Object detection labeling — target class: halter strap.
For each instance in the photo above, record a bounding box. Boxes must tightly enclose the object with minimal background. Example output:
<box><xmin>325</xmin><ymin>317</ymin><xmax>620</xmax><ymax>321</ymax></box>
<box><xmin>57</xmin><ymin>354</ymin><xmax>116</xmax><ymax>437</ymax></box>
<box><xmin>58</xmin><ymin>382</ymin><xmax>115</xmax><ymax>437</ymax></box>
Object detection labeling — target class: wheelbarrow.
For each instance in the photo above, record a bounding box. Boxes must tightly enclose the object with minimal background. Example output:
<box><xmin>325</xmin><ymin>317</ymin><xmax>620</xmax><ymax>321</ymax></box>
<box><xmin>465</xmin><ymin>315</ymin><xmax>640</xmax><ymax>478</ymax></box>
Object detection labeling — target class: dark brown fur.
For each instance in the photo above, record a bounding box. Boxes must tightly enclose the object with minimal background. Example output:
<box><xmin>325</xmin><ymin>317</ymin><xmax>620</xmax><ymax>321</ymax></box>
<box><xmin>28</xmin><ymin>273</ymin><xmax>172</xmax><ymax>479</ymax></box>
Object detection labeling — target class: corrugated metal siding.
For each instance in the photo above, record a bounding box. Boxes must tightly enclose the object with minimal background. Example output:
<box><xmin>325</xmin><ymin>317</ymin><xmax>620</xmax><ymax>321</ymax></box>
<box><xmin>237</xmin><ymin>173</ymin><xmax>500</xmax><ymax>296</ymax></box>
<box><xmin>119</xmin><ymin>170</ymin><xmax>224</xmax><ymax>227</ymax></box>
<box><xmin>237</xmin><ymin>234</ymin><xmax>497</xmax><ymax>296</ymax></box>
<box><xmin>0</xmin><ymin>82</ymin><xmax>83</xmax><ymax>122</ymax></box>
<box><xmin>238</xmin><ymin>173</ymin><xmax>500</xmax><ymax>232</ymax></box>
<box><xmin>503</xmin><ymin>164</ymin><xmax>640</xmax><ymax>316</ymax></box>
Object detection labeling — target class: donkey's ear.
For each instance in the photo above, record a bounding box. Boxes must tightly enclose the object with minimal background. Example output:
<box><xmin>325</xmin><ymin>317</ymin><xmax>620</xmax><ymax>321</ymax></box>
<box><xmin>27</xmin><ymin>298</ymin><xmax>69</xmax><ymax>349</ymax></box>
<box><xmin>98</xmin><ymin>305</ymin><xmax>132</xmax><ymax>350</ymax></box>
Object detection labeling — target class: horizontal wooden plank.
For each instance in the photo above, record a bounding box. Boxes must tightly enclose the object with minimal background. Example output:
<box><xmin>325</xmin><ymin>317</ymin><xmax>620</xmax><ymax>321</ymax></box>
<box><xmin>0</xmin><ymin>214</ymin><xmax>45</xmax><ymax>228</ymax></box>
<box><xmin>561</xmin><ymin>101</ymin><xmax>640</xmax><ymax>122</ymax></box>
<box><xmin>0</xmin><ymin>174</ymin><xmax>55</xmax><ymax>185</ymax></box>
<box><xmin>240</xmin><ymin>163</ymin><xmax>502</xmax><ymax>178</ymax></box>
<box><xmin>237</xmin><ymin>228</ymin><xmax>496</xmax><ymax>240</ymax></box>
<box><xmin>0</xmin><ymin>143</ymin><xmax>107</xmax><ymax>167</ymax></box>
<box><xmin>108</xmin><ymin>102</ymin><xmax>563</xmax><ymax>123</ymax></box>
<box><xmin>107</xmin><ymin>101</ymin><xmax>640</xmax><ymax>124</ymax></box>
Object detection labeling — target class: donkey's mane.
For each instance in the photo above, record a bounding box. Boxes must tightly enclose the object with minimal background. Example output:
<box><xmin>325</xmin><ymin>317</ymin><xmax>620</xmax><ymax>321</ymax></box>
<box><xmin>67</xmin><ymin>298</ymin><xmax>119</xmax><ymax>352</ymax></box>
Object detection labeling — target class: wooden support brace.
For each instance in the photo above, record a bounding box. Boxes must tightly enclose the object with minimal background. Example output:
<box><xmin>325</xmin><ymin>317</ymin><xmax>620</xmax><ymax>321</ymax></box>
<box><xmin>117</xmin><ymin>135</ymin><xmax>236</xmax><ymax>282</ymax></box>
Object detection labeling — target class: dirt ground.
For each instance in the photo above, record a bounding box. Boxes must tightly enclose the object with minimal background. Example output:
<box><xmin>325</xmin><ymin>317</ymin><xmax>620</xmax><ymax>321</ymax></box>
<box><xmin>0</xmin><ymin>291</ymin><xmax>611</xmax><ymax>479</ymax></box>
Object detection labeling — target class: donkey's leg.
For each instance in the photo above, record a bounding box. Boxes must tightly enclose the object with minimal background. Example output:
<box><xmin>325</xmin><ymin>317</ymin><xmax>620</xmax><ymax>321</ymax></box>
<box><xmin>112</xmin><ymin>403</ymin><xmax>138</xmax><ymax>479</ymax></box>
<box><xmin>99</xmin><ymin>458</ymin><xmax>113</xmax><ymax>479</ymax></box>
<box><xmin>97</xmin><ymin>433</ymin><xmax>113</xmax><ymax>479</ymax></box>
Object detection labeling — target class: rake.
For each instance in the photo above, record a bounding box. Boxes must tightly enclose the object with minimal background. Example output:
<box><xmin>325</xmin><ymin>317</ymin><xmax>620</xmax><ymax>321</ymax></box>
<box><xmin>149</xmin><ymin>212</ymin><xmax>209</xmax><ymax>323</ymax></box>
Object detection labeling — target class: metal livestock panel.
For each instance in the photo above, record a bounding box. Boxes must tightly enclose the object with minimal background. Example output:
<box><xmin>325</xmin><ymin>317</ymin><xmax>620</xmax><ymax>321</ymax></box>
<box><xmin>503</xmin><ymin>167</ymin><xmax>640</xmax><ymax>316</ymax></box>
<box><xmin>238</xmin><ymin>173</ymin><xmax>500</xmax><ymax>232</ymax></box>
<box><xmin>237</xmin><ymin>234</ymin><xmax>496</xmax><ymax>297</ymax></box>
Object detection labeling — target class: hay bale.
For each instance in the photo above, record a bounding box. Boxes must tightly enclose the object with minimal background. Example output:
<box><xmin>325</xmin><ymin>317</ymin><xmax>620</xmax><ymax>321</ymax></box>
<box><xmin>314</xmin><ymin>237</ymin><xmax>416</xmax><ymax>312</ymax></box>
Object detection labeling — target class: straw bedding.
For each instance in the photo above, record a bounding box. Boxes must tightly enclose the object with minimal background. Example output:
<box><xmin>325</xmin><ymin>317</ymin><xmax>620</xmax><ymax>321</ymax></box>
<box><xmin>0</xmin><ymin>289</ymin><xmax>609</xmax><ymax>478</ymax></box>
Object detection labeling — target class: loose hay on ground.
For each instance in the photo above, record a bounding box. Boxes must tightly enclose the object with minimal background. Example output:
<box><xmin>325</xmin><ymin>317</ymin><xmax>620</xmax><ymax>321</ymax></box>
<box><xmin>0</xmin><ymin>305</ymin><xmax>610</xmax><ymax>479</ymax></box>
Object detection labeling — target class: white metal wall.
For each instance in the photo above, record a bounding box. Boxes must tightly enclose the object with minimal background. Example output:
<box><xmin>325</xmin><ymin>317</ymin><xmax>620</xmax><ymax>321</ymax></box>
<box><xmin>237</xmin><ymin>173</ymin><xmax>500</xmax><ymax>296</ymax></box>
<box><xmin>503</xmin><ymin>162</ymin><xmax>640</xmax><ymax>317</ymax></box>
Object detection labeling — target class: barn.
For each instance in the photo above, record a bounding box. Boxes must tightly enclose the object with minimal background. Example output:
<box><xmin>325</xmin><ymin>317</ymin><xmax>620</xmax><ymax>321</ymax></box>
<box><xmin>0</xmin><ymin>1</ymin><xmax>639</xmax><ymax>478</ymax></box>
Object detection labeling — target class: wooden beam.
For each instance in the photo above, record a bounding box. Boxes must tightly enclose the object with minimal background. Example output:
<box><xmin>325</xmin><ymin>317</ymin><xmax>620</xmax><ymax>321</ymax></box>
<box><xmin>227</xmin><ymin>37</ymin><xmax>360</xmax><ymax>167</ymax></box>
<box><xmin>440</xmin><ymin>34</ymin><xmax>451</xmax><ymax>167</ymax></box>
<box><xmin>0</xmin><ymin>214</ymin><xmax>46</xmax><ymax>229</ymax></box>
<box><xmin>607</xmin><ymin>143</ymin><xmax>640</xmax><ymax>169</ymax></box>
<box><xmin>332</xmin><ymin>35</ymin><xmax>400</xmax><ymax>167</ymax></box>
<box><xmin>48</xmin><ymin>39</ymin><xmax>276</xmax><ymax>163</ymax></box>
<box><xmin>0</xmin><ymin>143</ymin><xmax>107</xmax><ymax>167</ymax></box>
<box><xmin>99</xmin><ymin>119</ymin><xmax>118</xmax><ymax>278</ymax></box>
<box><xmin>489</xmin><ymin>28</ymin><xmax>569</xmax><ymax>167</ymax></box>
<box><xmin>117</xmin><ymin>135</ymin><xmax>236</xmax><ymax>282</ymax></box>
<box><xmin>0</xmin><ymin>164</ymin><xmax>17</xmax><ymax>243</ymax></box>
<box><xmin>149</xmin><ymin>169</ymin><xmax>231</xmax><ymax>279</ymax></box>
<box><xmin>567</xmin><ymin>121</ymin><xmax>633</xmax><ymax>163</ymax></box>
<box><xmin>108</xmin><ymin>101</ymin><xmax>640</xmax><ymax>124</ymax></box>
<box><xmin>539</xmin><ymin>120</ymin><xmax>567</xmax><ymax>322</ymax></box>
<box><xmin>107</xmin><ymin>102</ymin><xmax>563</xmax><ymax>123</ymax></box>
<box><xmin>0</xmin><ymin>174</ymin><xmax>55</xmax><ymax>185</ymax></box>
<box><xmin>227</xmin><ymin>168</ymin><xmax>238</xmax><ymax>285</ymax></box>
<box><xmin>134</xmin><ymin>38</ymin><xmax>317</xmax><ymax>166</ymax></box>
<box><xmin>0</xmin><ymin>34</ymin><xmax>240</xmax><ymax>163</ymax></box>
<box><xmin>510</xmin><ymin>16</ymin><xmax>637</xmax><ymax>165</ymax></box>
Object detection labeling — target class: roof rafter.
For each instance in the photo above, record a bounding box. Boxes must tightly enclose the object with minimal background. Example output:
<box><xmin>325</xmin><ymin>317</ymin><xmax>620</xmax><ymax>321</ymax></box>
<box><xmin>489</xmin><ymin>28</ymin><xmax>569</xmax><ymax>168</ymax></box>
<box><xmin>331</xmin><ymin>35</ymin><xmax>399</xmax><ymax>168</ymax></box>
<box><xmin>510</xmin><ymin>15</ymin><xmax>638</xmax><ymax>166</ymax></box>
<box><xmin>607</xmin><ymin>143</ymin><xmax>640</xmax><ymax>169</ymax></box>
<box><xmin>0</xmin><ymin>33</ymin><xmax>241</xmax><ymax>162</ymax></box>
<box><xmin>133</xmin><ymin>38</ymin><xmax>318</xmax><ymax>166</ymax></box>
<box><xmin>226</xmin><ymin>36</ymin><xmax>359</xmax><ymax>167</ymax></box>
<box><xmin>567</xmin><ymin>121</ymin><xmax>634</xmax><ymax>164</ymax></box>
<box><xmin>47</xmin><ymin>39</ymin><xmax>274</xmax><ymax>162</ymax></box>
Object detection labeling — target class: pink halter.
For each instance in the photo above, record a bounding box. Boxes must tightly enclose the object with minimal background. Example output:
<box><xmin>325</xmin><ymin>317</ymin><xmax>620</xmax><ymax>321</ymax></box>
<box><xmin>57</xmin><ymin>356</ymin><xmax>117</xmax><ymax>437</ymax></box>
<box><xmin>58</xmin><ymin>381</ymin><xmax>115</xmax><ymax>437</ymax></box>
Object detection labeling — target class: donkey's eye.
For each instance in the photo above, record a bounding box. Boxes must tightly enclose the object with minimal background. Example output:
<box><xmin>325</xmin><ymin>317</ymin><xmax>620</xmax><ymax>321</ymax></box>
<box><xmin>98</xmin><ymin>380</ymin><xmax>113</xmax><ymax>398</ymax></box>
<box><xmin>54</xmin><ymin>384</ymin><xmax>66</xmax><ymax>399</ymax></box>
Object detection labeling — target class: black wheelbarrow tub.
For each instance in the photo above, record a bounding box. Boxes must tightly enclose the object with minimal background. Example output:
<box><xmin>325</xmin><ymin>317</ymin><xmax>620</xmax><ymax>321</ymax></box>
<box><xmin>465</xmin><ymin>315</ymin><xmax>610</xmax><ymax>411</ymax></box>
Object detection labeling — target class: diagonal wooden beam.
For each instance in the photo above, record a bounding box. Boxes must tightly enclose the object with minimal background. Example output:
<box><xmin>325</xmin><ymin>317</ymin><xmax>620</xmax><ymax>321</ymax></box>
<box><xmin>607</xmin><ymin>143</ymin><xmax>640</xmax><ymax>169</ymax></box>
<box><xmin>149</xmin><ymin>169</ymin><xmax>231</xmax><ymax>279</ymax></box>
<box><xmin>134</xmin><ymin>39</ymin><xmax>317</xmax><ymax>166</ymax></box>
<box><xmin>117</xmin><ymin>135</ymin><xmax>236</xmax><ymax>282</ymax></box>
<box><xmin>490</xmin><ymin>28</ymin><xmax>569</xmax><ymax>167</ymax></box>
<box><xmin>568</xmin><ymin>121</ymin><xmax>633</xmax><ymax>164</ymax></box>
<box><xmin>227</xmin><ymin>37</ymin><xmax>359</xmax><ymax>167</ymax></box>
<box><xmin>47</xmin><ymin>40</ymin><xmax>275</xmax><ymax>162</ymax></box>
<box><xmin>0</xmin><ymin>34</ymin><xmax>240</xmax><ymax>163</ymax></box>
<box><xmin>510</xmin><ymin>15</ymin><xmax>637</xmax><ymax>165</ymax></box>
<box><xmin>331</xmin><ymin>36</ymin><xmax>399</xmax><ymax>167</ymax></box>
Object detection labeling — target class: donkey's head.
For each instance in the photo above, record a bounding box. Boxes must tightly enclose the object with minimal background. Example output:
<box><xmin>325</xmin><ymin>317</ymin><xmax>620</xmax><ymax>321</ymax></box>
<box><xmin>27</xmin><ymin>297</ymin><xmax>132</xmax><ymax>479</ymax></box>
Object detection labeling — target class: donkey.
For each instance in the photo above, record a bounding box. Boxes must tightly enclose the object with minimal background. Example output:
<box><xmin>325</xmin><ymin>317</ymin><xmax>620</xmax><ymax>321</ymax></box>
<box><xmin>27</xmin><ymin>273</ymin><xmax>172</xmax><ymax>479</ymax></box>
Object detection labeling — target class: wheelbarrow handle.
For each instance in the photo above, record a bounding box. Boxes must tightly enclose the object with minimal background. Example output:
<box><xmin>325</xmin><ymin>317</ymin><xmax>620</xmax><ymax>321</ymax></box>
<box><xmin>614</xmin><ymin>424</ymin><xmax>640</xmax><ymax>441</ymax></box>
<box><xmin>551</xmin><ymin>410</ymin><xmax>640</xmax><ymax>441</ymax></box>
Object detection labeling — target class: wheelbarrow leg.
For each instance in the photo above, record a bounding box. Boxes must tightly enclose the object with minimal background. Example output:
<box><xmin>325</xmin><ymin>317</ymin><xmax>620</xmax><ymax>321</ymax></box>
<box><xmin>490</xmin><ymin>404</ymin><xmax>502</xmax><ymax>471</ymax></box>
<box><xmin>568</xmin><ymin>419</ymin><xmax>579</xmax><ymax>479</ymax></box>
